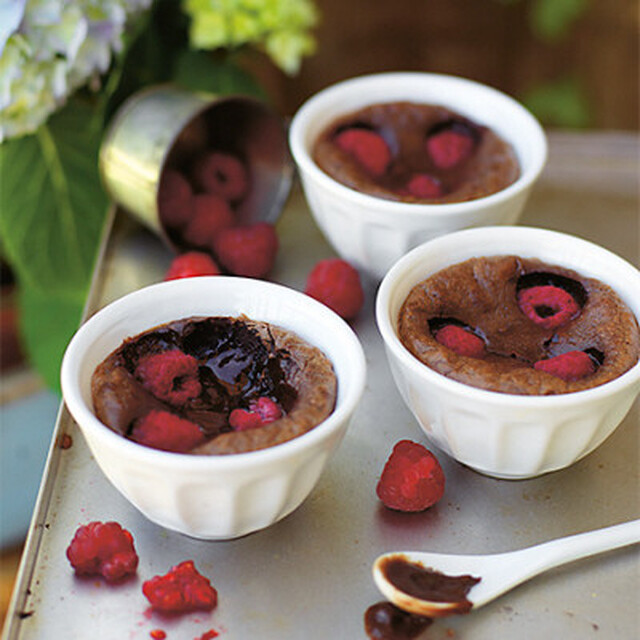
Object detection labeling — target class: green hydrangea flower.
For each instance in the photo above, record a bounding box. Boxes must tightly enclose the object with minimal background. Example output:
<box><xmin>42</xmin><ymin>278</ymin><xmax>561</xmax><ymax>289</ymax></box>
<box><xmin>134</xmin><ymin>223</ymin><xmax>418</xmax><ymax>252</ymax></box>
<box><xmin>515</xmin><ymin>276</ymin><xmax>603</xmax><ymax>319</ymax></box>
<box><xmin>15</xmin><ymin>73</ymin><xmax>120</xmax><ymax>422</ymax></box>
<box><xmin>184</xmin><ymin>0</ymin><xmax>318</xmax><ymax>75</ymax></box>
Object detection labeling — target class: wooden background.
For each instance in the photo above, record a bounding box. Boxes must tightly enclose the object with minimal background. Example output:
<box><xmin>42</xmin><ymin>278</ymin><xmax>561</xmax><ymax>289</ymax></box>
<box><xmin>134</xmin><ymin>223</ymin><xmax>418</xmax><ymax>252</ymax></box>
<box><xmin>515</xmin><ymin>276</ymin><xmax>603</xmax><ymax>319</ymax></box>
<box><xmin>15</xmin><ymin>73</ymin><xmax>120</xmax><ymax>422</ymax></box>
<box><xmin>256</xmin><ymin>0</ymin><xmax>639</xmax><ymax>130</ymax></box>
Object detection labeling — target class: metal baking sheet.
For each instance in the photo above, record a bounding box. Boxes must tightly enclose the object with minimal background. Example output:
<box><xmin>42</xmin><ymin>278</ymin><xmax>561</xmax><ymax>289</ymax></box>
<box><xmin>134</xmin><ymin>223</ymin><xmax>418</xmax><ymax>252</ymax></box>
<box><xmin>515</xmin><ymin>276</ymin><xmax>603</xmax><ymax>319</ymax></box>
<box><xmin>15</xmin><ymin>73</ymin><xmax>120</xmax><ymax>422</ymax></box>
<box><xmin>3</xmin><ymin>131</ymin><xmax>639</xmax><ymax>640</ymax></box>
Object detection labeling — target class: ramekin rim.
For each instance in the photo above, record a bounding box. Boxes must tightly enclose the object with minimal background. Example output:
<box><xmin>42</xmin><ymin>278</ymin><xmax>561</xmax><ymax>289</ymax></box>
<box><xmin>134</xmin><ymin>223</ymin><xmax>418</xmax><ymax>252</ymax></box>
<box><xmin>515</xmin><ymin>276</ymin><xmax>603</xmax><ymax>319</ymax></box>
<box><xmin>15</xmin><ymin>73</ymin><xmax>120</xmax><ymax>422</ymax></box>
<box><xmin>61</xmin><ymin>277</ymin><xmax>367</xmax><ymax>469</ymax></box>
<box><xmin>374</xmin><ymin>226</ymin><xmax>640</xmax><ymax>406</ymax></box>
<box><xmin>288</xmin><ymin>71</ymin><xmax>548</xmax><ymax>218</ymax></box>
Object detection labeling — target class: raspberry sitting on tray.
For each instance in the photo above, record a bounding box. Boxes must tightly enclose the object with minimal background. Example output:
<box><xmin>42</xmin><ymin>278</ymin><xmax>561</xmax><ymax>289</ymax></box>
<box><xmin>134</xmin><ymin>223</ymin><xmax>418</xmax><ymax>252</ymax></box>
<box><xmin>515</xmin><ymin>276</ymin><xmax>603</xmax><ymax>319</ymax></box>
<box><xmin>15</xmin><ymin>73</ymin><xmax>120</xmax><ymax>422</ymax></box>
<box><xmin>304</xmin><ymin>258</ymin><xmax>364</xmax><ymax>320</ymax></box>
<box><xmin>376</xmin><ymin>440</ymin><xmax>445</xmax><ymax>512</ymax></box>
<box><xmin>143</xmin><ymin>560</ymin><xmax>218</xmax><ymax>614</ymax></box>
<box><xmin>212</xmin><ymin>222</ymin><xmax>279</xmax><ymax>278</ymax></box>
<box><xmin>66</xmin><ymin>521</ymin><xmax>139</xmax><ymax>582</ymax></box>
<box><xmin>165</xmin><ymin>251</ymin><xmax>221</xmax><ymax>280</ymax></box>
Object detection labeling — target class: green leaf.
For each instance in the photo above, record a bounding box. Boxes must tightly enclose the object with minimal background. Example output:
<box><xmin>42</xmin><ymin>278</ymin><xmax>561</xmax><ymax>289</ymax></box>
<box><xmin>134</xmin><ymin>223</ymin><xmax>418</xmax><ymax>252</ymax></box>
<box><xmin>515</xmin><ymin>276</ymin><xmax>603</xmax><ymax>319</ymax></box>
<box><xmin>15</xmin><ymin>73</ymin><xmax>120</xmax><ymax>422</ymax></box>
<box><xmin>521</xmin><ymin>77</ymin><xmax>592</xmax><ymax>128</ymax></box>
<box><xmin>0</xmin><ymin>97</ymin><xmax>108</xmax><ymax>295</ymax></box>
<box><xmin>173</xmin><ymin>49</ymin><xmax>267</xmax><ymax>100</ymax></box>
<box><xmin>0</xmin><ymin>95</ymin><xmax>109</xmax><ymax>389</ymax></box>
<box><xmin>530</xmin><ymin>0</ymin><xmax>589</xmax><ymax>41</ymax></box>
<box><xmin>18</xmin><ymin>284</ymin><xmax>85</xmax><ymax>393</ymax></box>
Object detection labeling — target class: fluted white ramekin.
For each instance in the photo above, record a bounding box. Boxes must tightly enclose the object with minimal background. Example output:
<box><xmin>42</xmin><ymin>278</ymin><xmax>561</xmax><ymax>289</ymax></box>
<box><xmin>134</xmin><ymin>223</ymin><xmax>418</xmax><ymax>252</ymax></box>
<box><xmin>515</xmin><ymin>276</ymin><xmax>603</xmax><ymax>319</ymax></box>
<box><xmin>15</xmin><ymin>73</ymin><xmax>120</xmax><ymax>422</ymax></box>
<box><xmin>61</xmin><ymin>276</ymin><xmax>366</xmax><ymax>539</ymax></box>
<box><xmin>289</xmin><ymin>72</ymin><xmax>547</xmax><ymax>280</ymax></box>
<box><xmin>376</xmin><ymin>226</ymin><xmax>640</xmax><ymax>479</ymax></box>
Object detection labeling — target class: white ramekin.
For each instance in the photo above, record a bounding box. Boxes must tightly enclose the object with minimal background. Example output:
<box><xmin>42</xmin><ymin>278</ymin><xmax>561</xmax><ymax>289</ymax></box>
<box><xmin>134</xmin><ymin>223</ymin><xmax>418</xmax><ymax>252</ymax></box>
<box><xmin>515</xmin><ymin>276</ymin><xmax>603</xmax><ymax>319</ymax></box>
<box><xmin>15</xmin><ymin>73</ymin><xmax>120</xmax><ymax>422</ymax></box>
<box><xmin>289</xmin><ymin>72</ymin><xmax>548</xmax><ymax>280</ymax></box>
<box><xmin>376</xmin><ymin>226</ymin><xmax>640</xmax><ymax>479</ymax></box>
<box><xmin>61</xmin><ymin>277</ymin><xmax>366</xmax><ymax>539</ymax></box>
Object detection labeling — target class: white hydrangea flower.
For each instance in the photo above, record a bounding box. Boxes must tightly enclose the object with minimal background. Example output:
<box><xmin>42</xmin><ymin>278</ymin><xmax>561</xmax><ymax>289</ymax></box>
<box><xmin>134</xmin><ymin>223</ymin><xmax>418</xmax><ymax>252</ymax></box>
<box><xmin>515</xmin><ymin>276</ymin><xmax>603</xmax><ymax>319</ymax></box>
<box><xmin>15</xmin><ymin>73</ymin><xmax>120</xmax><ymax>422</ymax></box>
<box><xmin>0</xmin><ymin>0</ymin><xmax>151</xmax><ymax>141</ymax></box>
<box><xmin>185</xmin><ymin>0</ymin><xmax>318</xmax><ymax>76</ymax></box>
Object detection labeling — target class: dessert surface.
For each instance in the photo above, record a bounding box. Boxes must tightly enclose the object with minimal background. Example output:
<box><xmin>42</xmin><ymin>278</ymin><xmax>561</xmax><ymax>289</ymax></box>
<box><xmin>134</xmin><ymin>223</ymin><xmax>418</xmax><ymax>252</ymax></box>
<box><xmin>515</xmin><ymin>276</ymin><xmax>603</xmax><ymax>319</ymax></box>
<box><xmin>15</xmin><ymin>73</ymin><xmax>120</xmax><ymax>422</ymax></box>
<box><xmin>313</xmin><ymin>101</ymin><xmax>520</xmax><ymax>203</ymax></box>
<box><xmin>398</xmin><ymin>255</ymin><xmax>640</xmax><ymax>394</ymax></box>
<box><xmin>91</xmin><ymin>315</ymin><xmax>337</xmax><ymax>454</ymax></box>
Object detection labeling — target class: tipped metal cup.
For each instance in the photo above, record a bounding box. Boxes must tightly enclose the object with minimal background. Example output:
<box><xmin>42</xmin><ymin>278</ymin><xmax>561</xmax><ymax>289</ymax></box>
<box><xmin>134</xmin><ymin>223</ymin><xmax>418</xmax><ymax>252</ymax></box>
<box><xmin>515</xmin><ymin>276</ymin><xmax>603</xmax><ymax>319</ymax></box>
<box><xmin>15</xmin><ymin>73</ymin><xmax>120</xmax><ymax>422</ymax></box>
<box><xmin>99</xmin><ymin>84</ymin><xmax>294</xmax><ymax>251</ymax></box>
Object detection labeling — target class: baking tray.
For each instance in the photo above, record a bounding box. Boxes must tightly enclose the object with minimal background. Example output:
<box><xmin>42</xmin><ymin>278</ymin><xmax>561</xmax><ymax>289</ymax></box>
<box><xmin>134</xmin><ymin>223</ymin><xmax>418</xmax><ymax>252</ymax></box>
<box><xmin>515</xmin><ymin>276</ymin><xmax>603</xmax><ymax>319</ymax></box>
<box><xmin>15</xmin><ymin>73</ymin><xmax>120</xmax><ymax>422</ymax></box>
<box><xmin>3</xmin><ymin>132</ymin><xmax>639</xmax><ymax>639</ymax></box>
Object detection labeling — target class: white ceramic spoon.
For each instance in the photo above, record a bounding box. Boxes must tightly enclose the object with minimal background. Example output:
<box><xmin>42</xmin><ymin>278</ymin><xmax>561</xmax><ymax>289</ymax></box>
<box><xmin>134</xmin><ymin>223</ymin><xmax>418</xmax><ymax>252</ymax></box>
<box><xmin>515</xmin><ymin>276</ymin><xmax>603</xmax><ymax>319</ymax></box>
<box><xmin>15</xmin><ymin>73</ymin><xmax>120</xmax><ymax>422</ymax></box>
<box><xmin>373</xmin><ymin>519</ymin><xmax>640</xmax><ymax>618</ymax></box>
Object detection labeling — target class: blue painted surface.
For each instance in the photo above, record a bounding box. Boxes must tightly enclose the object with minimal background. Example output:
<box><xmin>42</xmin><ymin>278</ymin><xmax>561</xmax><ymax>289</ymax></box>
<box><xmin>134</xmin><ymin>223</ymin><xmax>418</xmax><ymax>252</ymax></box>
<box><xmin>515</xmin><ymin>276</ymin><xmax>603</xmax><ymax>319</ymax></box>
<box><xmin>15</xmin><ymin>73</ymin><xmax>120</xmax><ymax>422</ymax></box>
<box><xmin>0</xmin><ymin>390</ymin><xmax>60</xmax><ymax>549</ymax></box>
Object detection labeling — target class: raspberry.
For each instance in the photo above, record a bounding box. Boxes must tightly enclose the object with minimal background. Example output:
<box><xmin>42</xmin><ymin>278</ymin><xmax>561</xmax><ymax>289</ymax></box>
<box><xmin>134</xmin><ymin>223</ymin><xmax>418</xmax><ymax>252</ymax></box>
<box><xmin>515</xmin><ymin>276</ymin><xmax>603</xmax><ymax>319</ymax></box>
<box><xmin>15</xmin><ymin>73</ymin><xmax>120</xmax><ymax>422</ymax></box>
<box><xmin>182</xmin><ymin>194</ymin><xmax>235</xmax><ymax>247</ymax></box>
<box><xmin>165</xmin><ymin>251</ymin><xmax>221</xmax><ymax>280</ymax></box>
<box><xmin>534</xmin><ymin>350</ymin><xmax>596</xmax><ymax>381</ymax></box>
<box><xmin>426</xmin><ymin>128</ymin><xmax>475</xmax><ymax>169</ymax></box>
<box><xmin>131</xmin><ymin>410</ymin><xmax>205</xmax><ymax>453</ymax></box>
<box><xmin>406</xmin><ymin>173</ymin><xmax>443</xmax><ymax>199</ymax></box>
<box><xmin>193</xmin><ymin>151</ymin><xmax>249</xmax><ymax>202</ymax></box>
<box><xmin>335</xmin><ymin>128</ymin><xmax>391</xmax><ymax>177</ymax></box>
<box><xmin>229</xmin><ymin>396</ymin><xmax>283</xmax><ymax>431</ymax></box>
<box><xmin>434</xmin><ymin>324</ymin><xmax>485</xmax><ymax>358</ymax></box>
<box><xmin>304</xmin><ymin>258</ymin><xmax>364</xmax><ymax>320</ymax></box>
<box><xmin>376</xmin><ymin>440</ymin><xmax>445</xmax><ymax>512</ymax></box>
<box><xmin>66</xmin><ymin>521</ymin><xmax>139</xmax><ymax>582</ymax></box>
<box><xmin>517</xmin><ymin>285</ymin><xmax>581</xmax><ymax>330</ymax></box>
<box><xmin>213</xmin><ymin>222</ymin><xmax>279</xmax><ymax>278</ymax></box>
<box><xmin>158</xmin><ymin>170</ymin><xmax>194</xmax><ymax>229</ymax></box>
<box><xmin>135</xmin><ymin>349</ymin><xmax>202</xmax><ymax>405</ymax></box>
<box><xmin>142</xmin><ymin>560</ymin><xmax>218</xmax><ymax>614</ymax></box>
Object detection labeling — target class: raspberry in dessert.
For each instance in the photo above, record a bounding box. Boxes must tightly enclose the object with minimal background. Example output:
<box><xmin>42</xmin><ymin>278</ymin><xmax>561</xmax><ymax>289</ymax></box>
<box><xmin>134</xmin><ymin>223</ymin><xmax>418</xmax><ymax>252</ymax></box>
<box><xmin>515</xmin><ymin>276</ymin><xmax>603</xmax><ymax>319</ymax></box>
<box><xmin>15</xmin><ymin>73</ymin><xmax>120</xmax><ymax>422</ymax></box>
<box><xmin>91</xmin><ymin>316</ymin><xmax>337</xmax><ymax>454</ymax></box>
<box><xmin>398</xmin><ymin>256</ymin><xmax>640</xmax><ymax>395</ymax></box>
<box><xmin>313</xmin><ymin>102</ymin><xmax>520</xmax><ymax>203</ymax></box>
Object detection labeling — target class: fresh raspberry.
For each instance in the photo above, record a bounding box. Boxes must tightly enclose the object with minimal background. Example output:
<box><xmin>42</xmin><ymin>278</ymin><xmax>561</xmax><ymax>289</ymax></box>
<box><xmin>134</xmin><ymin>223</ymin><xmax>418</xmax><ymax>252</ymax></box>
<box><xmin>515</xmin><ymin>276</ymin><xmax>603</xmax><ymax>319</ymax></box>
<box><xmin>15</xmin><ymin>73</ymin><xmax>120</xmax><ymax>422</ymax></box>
<box><xmin>434</xmin><ymin>324</ymin><xmax>485</xmax><ymax>358</ymax></box>
<box><xmin>165</xmin><ymin>251</ymin><xmax>221</xmax><ymax>280</ymax></box>
<box><xmin>213</xmin><ymin>222</ymin><xmax>279</xmax><ymax>278</ymax></box>
<box><xmin>426</xmin><ymin>128</ymin><xmax>475</xmax><ymax>169</ymax></box>
<box><xmin>517</xmin><ymin>285</ymin><xmax>581</xmax><ymax>329</ymax></box>
<box><xmin>131</xmin><ymin>410</ymin><xmax>205</xmax><ymax>453</ymax></box>
<box><xmin>406</xmin><ymin>173</ymin><xmax>443</xmax><ymax>199</ymax></box>
<box><xmin>376</xmin><ymin>440</ymin><xmax>445</xmax><ymax>512</ymax></box>
<box><xmin>158</xmin><ymin>169</ymin><xmax>194</xmax><ymax>229</ymax></box>
<box><xmin>534</xmin><ymin>350</ymin><xmax>596</xmax><ymax>381</ymax></box>
<box><xmin>193</xmin><ymin>151</ymin><xmax>249</xmax><ymax>202</ymax></box>
<box><xmin>304</xmin><ymin>258</ymin><xmax>364</xmax><ymax>320</ymax></box>
<box><xmin>335</xmin><ymin>128</ymin><xmax>391</xmax><ymax>177</ymax></box>
<box><xmin>66</xmin><ymin>521</ymin><xmax>139</xmax><ymax>582</ymax></box>
<box><xmin>142</xmin><ymin>560</ymin><xmax>218</xmax><ymax>614</ymax></box>
<box><xmin>135</xmin><ymin>349</ymin><xmax>202</xmax><ymax>405</ymax></box>
<box><xmin>229</xmin><ymin>396</ymin><xmax>283</xmax><ymax>431</ymax></box>
<box><xmin>182</xmin><ymin>194</ymin><xmax>235</xmax><ymax>247</ymax></box>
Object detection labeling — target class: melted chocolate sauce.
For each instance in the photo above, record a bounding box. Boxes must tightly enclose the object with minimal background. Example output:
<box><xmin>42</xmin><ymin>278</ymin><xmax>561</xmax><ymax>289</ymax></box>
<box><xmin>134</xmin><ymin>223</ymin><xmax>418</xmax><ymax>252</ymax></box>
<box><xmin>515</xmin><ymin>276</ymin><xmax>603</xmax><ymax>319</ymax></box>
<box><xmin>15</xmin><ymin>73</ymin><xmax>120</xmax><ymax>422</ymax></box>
<box><xmin>95</xmin><ymin>316</ymin><xmax>297</xmax><ymax>440</ymax></box>
<box><xmin>364</xmin><ymin>601</ymin><xmax>432</xmax><ymax>640</ymax></box>
<box><xmin>380</xmin><ymin>555</ymin><xmax>480</xmax><ymax>614</ymax></box>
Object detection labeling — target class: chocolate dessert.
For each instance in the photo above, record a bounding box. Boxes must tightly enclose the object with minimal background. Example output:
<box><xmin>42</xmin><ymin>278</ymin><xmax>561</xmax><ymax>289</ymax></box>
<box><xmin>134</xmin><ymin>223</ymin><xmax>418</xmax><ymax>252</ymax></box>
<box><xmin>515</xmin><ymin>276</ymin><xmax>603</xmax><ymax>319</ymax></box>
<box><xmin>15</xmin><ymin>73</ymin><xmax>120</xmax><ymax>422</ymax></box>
<box><xmin>313</xmin><ymin>102</ymin><xmax>520</xmax><ymax>203</ymax></box>
<box><xmin>398</xmin><ymin>256</ymin><xmax>640</xmax><ymax>395</ymax></box>
<box><xmin>91</xmin><ymin>316</ymin><xmax>337</xmax><ymax>454</ymax></box>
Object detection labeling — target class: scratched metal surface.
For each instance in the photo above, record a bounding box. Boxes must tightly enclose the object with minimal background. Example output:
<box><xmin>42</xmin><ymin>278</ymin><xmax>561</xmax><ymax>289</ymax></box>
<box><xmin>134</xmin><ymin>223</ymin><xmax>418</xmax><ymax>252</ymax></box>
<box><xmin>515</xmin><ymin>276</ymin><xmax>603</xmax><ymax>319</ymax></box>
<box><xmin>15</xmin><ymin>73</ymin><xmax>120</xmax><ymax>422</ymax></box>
<box><xmin>3</xmin><ymin>131</ymin><xmax>639</xmax><ymax>640</ymax></box>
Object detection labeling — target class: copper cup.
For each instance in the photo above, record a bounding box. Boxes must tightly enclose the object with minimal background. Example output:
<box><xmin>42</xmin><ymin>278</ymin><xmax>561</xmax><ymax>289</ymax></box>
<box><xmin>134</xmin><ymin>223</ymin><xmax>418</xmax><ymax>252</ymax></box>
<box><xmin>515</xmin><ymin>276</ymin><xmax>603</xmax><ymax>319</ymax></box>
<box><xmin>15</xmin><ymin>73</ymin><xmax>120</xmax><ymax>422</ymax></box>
<box><xmin>99</xmin><ymin>84</ymin><xmax>294</xmax><ymax>251</ymax></box>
